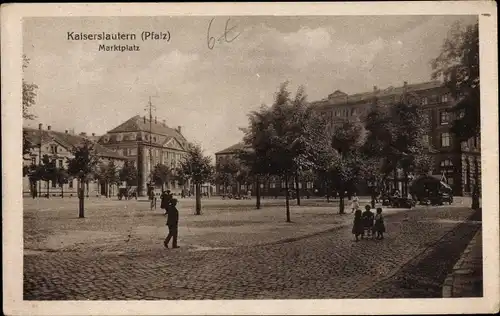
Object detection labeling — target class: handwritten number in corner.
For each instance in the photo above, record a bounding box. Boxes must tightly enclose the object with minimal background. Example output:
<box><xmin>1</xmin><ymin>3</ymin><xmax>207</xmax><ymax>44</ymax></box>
<box><xmin>207</xmin><ymin>17</ymin><xmax>241</xmax><ymax>50</ymax></box>
<box><xmin>207</xmin><ymin>17</ymin><xmax>216</xmax><ymax>50</ymax></box>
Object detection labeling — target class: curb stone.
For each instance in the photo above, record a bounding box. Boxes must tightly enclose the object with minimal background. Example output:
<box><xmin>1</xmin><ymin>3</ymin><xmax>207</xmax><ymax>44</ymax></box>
<box><xmin>441</xmin><ymin>228</ymin><xmax>482</xmax><ymax>298</ymax></box>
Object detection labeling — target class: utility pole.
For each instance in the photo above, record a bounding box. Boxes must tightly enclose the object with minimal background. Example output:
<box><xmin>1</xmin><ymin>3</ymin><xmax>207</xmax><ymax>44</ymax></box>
<box><xmin>145</xmin><ymin>96</ymin><xmax>156</xmax><ymax>206</ymax></box>
<box><xmin>38</xmin><ymin>123</ymin><xmax>42</xmax><ymax>197</ymax></box>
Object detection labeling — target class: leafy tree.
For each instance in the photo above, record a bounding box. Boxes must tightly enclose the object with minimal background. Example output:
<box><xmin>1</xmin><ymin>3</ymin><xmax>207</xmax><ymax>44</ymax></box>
<box><xmin>389</xmin><ymin>97</ymin><xmax>431</xmax><ymax>196</ymax></box>
<box><xmin>215</xmin><ymin>156</ymin><xmax>240</xmax><ymax>196</ymax></box>
<box><xmin>177</xmin><ymin>144</ymin><xmax>214</xmax><ymax>215</ymax></box>
<box><xmin>431</xmin><ymin>21</ymin><xmax>479</xmax><ymax>140</ymax></box>
<box><xmin>119</xmin><ymin>160</ymin><xmax>138</xmax><ymax>187</ymax></box>
<box><xmin>22</xmin><ymin>55</ymin><xmax>38</xmax><ymax>155</ymax></box>
<box><xmin>67</xmin><ymin>140</ymin><xmax>100</xmax><ymax>218</ymax></box>
<box><xmin>55</xmin><ymin>167</ymin><xmax>69</xmax><ymax>198</ymax></box>
<box><xmin>152</xmin><ymin>163</ymin><xmax>172</xmax><ymax>191</ymax></box>
<box><xmin>243</xmin><ymin>82</ymin><xmax>327</xmax><ymax>220</ymax></box>
<box><xmin>38</xmin><ymin>155</ymin><xmax>58</xmax><ymax>198</ymax></box>
<box><xmin>327</xmin><ymin>120</ymin><xmax>367</xmax><ymax>214</ymax></box>
<box><xmin>23</xmin><ymin>163</ymin><xmax>43</xmax><ymax>198</ymax></box>
<box><xmin>106</xmin><ymin>160</ymin><xmax>119</xmax><ymax>196</ymax></box>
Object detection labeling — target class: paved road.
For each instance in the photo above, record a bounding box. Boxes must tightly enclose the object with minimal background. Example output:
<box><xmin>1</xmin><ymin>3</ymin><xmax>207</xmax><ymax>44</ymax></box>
<box><xmin>24</xmin><ymin>207</ymin><xmax>481</xmax><ymax>300</ymax></box>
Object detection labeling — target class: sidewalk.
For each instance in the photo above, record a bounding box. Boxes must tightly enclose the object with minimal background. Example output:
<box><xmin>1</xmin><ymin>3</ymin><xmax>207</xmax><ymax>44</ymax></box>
<box><xmin>442</xmin><ymin>228</ymin><xmax>483</xmax><ymax>297</ymax></box>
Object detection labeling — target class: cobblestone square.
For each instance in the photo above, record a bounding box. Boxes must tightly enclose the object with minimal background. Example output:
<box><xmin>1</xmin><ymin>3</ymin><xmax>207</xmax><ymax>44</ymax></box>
<box><xmin>23</xmin><ymin>197</ymin><xmax>481</xmax><ymax>300</ymax></box>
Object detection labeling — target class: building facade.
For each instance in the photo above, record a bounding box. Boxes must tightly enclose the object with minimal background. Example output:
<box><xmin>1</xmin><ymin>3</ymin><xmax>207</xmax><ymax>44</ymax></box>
<box><xmin>23</xmin><ymin>125</ymin><xmax>128</xmax><ymax>197</ymax></box>
<box><xmin>311</xmin><ymin>80</ymin><xmax>480</xmax><ymax>196</ymax></box>
<box><xmin>98</xmin><ymin>115</ymin><xmax>189</xmax><ymax>196</ymax></box>
<box><xmin>215</xmin><ymin>143</ymin><xmax>315</xmax><ymax>197</ymax></box>
<box><xmin>216</xmin><ymin>81</ymin><xmax>480</xmax><ymax>197</ymax></box>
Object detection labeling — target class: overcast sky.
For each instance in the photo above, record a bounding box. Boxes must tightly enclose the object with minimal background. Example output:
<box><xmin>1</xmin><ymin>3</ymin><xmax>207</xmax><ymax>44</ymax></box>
<box><xmin>23</xmin><ymin>15</ymin><xmax>477</xmax><ymax>157</ymax></box>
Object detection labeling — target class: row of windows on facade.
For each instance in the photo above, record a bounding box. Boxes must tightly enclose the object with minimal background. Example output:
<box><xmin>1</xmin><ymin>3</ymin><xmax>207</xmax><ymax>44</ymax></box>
<box><xmin>31</xmin><ymin>157</ymin><xmax>65</xmax><ymax>168</ymax></box>
<box><xmin>327</xmin><ymin>95</ymin><xmax>452</xmax><ymax>120</ymax></box>
<box><xmin>102</xmin><ymin>132</ymin><xmax>169</xmax><ymax>143</ymax></box>
<box><xmin>423</xmin><ymin>133</ymin><xmax>479</xmax><ymax>149</ymax></box>
<box><xmin>221</xmin><ymin>181</ymin><xmax>315</xmax><ymax>191</ymax></box>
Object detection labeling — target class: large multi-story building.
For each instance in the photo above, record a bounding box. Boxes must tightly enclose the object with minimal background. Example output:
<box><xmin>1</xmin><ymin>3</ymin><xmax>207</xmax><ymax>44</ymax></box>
<box><xmin>312</xmin><ymin>80</ymin><xmax>480</xmax><ymax>196</ymax></box>
<box><xmin>98</xmin><ymin>115</ymin><xmax>189</xmax><ymax>196</ymax></box>
<box><xmin>216</xmin><ymin>81</ymin><xmax>481</xmax><ymax>196</ymax></box>
<box><xmin>23</xmin><ymin>124</ymin><xmax>128</xmax><ymax>197</ymax></box>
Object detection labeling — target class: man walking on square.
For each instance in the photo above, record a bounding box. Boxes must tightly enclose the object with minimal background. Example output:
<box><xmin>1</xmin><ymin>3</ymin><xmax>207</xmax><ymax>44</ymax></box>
<box><xmin>164</xmin><ymin>198</ymin><xmax>180</xmax><ymax>249</ymax></box>
<box><xmin>160</xmin><ymin>190</ymin><xmax>173</xmax><ymax>215</ymax></box>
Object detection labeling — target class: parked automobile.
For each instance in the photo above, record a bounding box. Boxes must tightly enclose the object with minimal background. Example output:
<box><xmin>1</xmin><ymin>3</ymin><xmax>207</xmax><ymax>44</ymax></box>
<box><xmin>118</xmin><ymin>186</ymin><xmax>138</xmax><ymax>200</ymax></box>
<box><xmin>410</xmin><ymin>175</ymin><xmax>453</xmax><ymax>206</ymax></box>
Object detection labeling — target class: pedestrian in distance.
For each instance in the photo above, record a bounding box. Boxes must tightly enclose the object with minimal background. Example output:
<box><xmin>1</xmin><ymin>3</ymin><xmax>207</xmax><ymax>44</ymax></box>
<box><xmin>164</xmin><ymin>198</ymin><xmax>180</xmax><ymax>249</ymax></box>
<box><xmin>374</xmin><ymin>207</ymin><xmax>386</xmax><ymax>240</ymax></box>
<box><xmin>352</xmin><ymin>208</ymin><xmax>364</xmax><ymax>242</ymax></box>
<box><xmin>351</xmin><ymin>192</ymin><xmax>360</xmax><ymax>213</ymax></box>
<box><xmin>361</xmin><ymin>204</ymin><xmax>375</xmax><ymax>239</ymax></box>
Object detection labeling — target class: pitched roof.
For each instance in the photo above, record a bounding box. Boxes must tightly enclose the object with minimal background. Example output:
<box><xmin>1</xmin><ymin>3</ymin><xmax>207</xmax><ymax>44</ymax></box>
<box><xmin>215</xmin><ymin>142</ymin><xmax>248</xmax><ymax>155</ymax></box>
<box><xmin>313</xmin><ymin>81</ymin><xmax>444</xmax><ymax>109</ymax></box>
<box><xmin>23</xmin><ymin>127</ymin><xmax>126</xmax><ymax>159</ymax></box>
<box><xmin>107</xmin><ymin>115</ymin><xmax>186</xmax><ymax>141</ymax></box>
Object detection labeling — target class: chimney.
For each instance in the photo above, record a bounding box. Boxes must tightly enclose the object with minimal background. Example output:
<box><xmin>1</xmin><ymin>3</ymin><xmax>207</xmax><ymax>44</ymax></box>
<box><xmin>79</xmin><ymin>132</ymin><xmax>87</xmax><ymax>136</ymax></box>
<box><xmin>373</xmin><ymin>86</ymin><xmax>378</xmax><ymax>92</ymax></box>
<box><xmin>155</xmin><ymin>116</ymin><xmax>157</xmax><ymax>124</ymax></box>
<box><xmin>177</xmin><ymin>126</ymin><xmax>182</xmax><ymax>133</ymax></box>
<box><xmin>403</xmin><ymin>81</ymin><xmax>408</xmax><ymax>87</ymax></box>
<box><xmin>47</xmin><ymin>125</ymin><xmax>51</xmax><ymax>131</ymax></box>
<box><xmin>38</xmin><ymin>123</ymin><xmax>42</xmax><ymax>130</ymax></box>
<box><xmin>65</xmin><ymin>130</ymin><xmax>68</xmax><ymax>134</ymax></box>
<box><xmin>92</xmin><ymin>133</ymin><xmax>95</xmax><ymax>137</ymax></box>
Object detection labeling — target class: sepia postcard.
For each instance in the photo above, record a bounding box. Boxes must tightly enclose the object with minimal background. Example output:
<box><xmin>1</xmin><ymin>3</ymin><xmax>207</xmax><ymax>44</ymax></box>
<box><xmin>2</xmin><ymin>2</ymin><xmax>498</xmax><ymax>315</ymax></box>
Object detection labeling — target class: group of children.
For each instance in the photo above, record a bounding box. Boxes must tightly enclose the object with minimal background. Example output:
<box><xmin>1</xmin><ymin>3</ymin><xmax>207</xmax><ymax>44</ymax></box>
<box><xmin>352</xmin><ymin>205</ymin><xmax>386</xmax><ymax>241</ymax></box>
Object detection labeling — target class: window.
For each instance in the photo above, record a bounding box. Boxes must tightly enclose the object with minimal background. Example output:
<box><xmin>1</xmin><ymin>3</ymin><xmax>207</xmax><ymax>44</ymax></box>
<box><xmin>441</xmin><ymin>94</ymin><xmax>449</xmax><ymax>103</ymax></box>
<box><xmin>306</xmin><ymin>182</ymin><xmax>313</xmax><ymax>189</ymax></box>
<box><xmin>440</xmin><ymin>132</ymin><xmax>451</xmax><ymax>147</ymax></box>
<box><xmin>298</xmin><ymin>183</ymin><xmax>302</xmax><ymax>189</ymax></box>
<box><xmin>281</xmin><ymin>181</ymin><xmax>286</xmax><ymax>188</ymax></box>
<box><xmin>440</xmin><ymin>111</ymin><xmax>450</xmax><ymax>125</ymax></box>
<box><xmin>421</xmin><ymin>97</ymin><xmax>428</xmax><ymax>105</ymax></box>
<box><xmin>270</xmin><ymin>182</ymin><xmax>276</xmax><ymax>189</ymax></box>
<box><xmin>260</xmin><ymin>183</ymin><xmax>264</xmax><ymax>189</ymax></box>
<box><xmin>69</xmin><ymin>179</ymin><xmax>73</xmax><ymax>189</ymax></box>
<box><xmin>240</xmin><ymin>184</ymin><xmax>246</xmax><ymax>190</ymax></box>
<box><xmin>50</xmin><ymin>145</ymin><xmax>58</xmax><ymax>154</ymax></box>
<box><xmin>440</xmin><ymin>159</ymin><xmax>454</xmax><ymax>185</ymax></box>
<box><xmin>59</xmin><ymin>159</ymin><xmax>63</xmax><ymax>168</ymax></box>
<box><xmin>51</xmin><ymin>180</ymin><xmax>56</xmax><ymax>188</ymax></box>
<box><xmin>440</xmin><ymin>159</ymin><xmax>453</xmax><ymax>168</ymax></box>
<box><xmin>31</xmin><ymin>157</ymin><xmax>36</xmax><ymax>165</ymax></box>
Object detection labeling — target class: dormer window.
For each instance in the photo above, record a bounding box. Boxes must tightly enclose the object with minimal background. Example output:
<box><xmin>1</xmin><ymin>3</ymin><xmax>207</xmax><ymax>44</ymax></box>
<box><xmin>441</xmin><ymin>94</ymin><xmax>449</xmax><ymax>103</ymax></box>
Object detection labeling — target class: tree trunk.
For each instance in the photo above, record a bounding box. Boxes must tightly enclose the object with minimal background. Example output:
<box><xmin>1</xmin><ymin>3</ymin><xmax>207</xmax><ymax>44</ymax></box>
<box><xmin>393</xmin><ymin>168</ymin><xmax>398</xmax><ymax>193</ymax></box>
<box><xmin>295</xmin><ymin>173</ymin><xmax>301</xmax><ymax>206</ymax></box>
<box><xmin>61</xmin><ymin>184</ymin><xmax>64</xmax><ymax>198</ymax></box>
<box><xmin>339</xmin><ymin>188</ymin><xmax>345</xmax><ymax>214</ymax></box>
<box><xmin>46</xmin><ymin>180</ymin><xmax>50</xmax><ymax>198</ymax></box>
<box><xmin>255</xmin><ymin>176</ymin><xmax>261</xmax><ymax>210</ymax></box>
<box><xmin>86</xmin><ymin>181</ymin><xmax>89</xmax><ymax>198</ymax></box>
<box><xmin>195</xmin><ymin>183</ymin><xmax>202</xmax><ymax>215</ymax></box>
<box><xmin>285</xmin><ymin>175</ymin><xmax>291</xmax><ymax>222</ymax></box>
<box><xmin>78</xmin><ymin>179</ymin><xmax>85</xmax><ymax>218</ymax></box>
